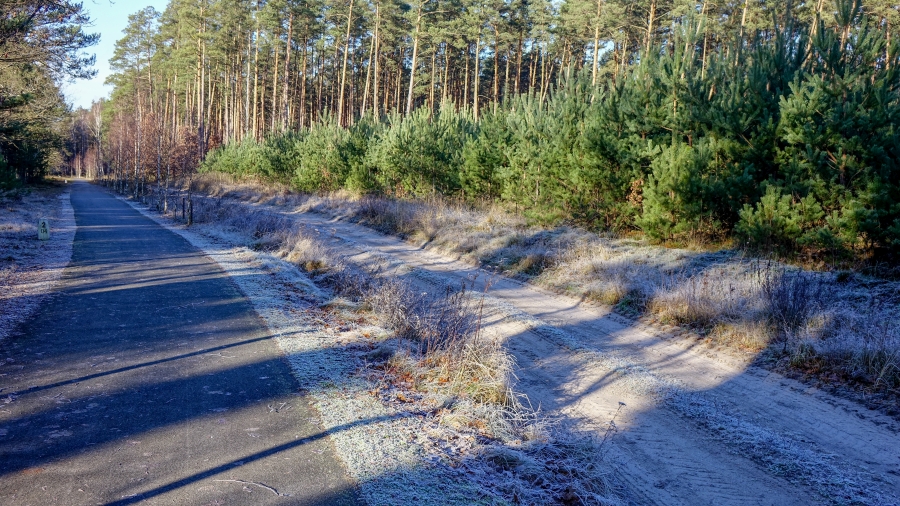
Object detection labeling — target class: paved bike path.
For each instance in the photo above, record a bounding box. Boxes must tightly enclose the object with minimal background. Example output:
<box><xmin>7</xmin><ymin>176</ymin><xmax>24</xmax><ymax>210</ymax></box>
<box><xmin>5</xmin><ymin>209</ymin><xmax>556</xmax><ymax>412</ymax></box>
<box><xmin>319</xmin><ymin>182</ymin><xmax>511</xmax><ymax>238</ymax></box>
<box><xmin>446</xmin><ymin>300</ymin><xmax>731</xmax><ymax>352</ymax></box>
<box><xmin>0</xmin><ymin>182</ymin><xmax>361</xmax><ymax>505</ymax></box>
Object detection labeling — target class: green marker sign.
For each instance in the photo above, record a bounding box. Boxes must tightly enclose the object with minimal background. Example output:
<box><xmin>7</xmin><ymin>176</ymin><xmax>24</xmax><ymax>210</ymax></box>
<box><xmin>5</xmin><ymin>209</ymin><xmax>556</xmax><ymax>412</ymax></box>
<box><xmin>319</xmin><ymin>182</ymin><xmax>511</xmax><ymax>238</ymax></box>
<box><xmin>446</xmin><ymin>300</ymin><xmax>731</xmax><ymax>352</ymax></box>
<box><xmin>38</xmin><ymin>219</ymin><xmax>50</xmax><ymax>240</ymax></box>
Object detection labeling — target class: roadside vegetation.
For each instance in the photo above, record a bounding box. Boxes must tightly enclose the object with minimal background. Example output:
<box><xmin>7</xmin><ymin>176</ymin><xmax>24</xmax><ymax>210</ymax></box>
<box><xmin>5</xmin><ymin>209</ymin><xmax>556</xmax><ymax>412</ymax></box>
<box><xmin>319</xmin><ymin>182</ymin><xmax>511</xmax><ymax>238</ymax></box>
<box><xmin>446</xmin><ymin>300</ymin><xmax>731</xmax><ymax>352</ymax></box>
<box><xmin>134</xmin><ymin>184</ymin><xmax>622</xmax><ymax>504</ymax></box>
<box><xmin>1</xmin><ymin>1</ymin><xmax>98</xmax><ymax>188</ymax></box>
<box><xmin>83</xmin><ymin>0</ymin><xmax>900</xmax><ymax>430</ymax></box>
<box><xmin>75</xmin><ymin>0</ymin><xmax>899</xmax><ymax>267</ymax></box>
<box><xmin>184</xmin><ymin>174</ymin><xmax>900</xmax><ymax>413</ymax></box>
<box><xmin>199</xmin><ymin>2</ymin><xmax>900</xmax><ymax>270</ymax></box>
<box><xmin>161</xmin><ymin>1</ymin><xmax>900</xmax><ymax>407</ymax></box>
<box><xmin>124</xmin><ymin>171</ymin><xmax>900</xmax><ymax>503</ymax></box>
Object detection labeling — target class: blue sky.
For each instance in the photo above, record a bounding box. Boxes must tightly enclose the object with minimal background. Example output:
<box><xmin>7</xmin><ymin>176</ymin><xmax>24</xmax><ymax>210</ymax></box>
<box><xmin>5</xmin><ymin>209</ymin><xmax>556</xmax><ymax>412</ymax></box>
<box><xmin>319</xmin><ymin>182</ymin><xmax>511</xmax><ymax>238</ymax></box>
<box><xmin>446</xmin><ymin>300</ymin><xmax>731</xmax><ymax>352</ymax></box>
<box><xmin>62</xmin><ymin>0</ymin><xmax>170</xmax><ymax>110</ymax></box>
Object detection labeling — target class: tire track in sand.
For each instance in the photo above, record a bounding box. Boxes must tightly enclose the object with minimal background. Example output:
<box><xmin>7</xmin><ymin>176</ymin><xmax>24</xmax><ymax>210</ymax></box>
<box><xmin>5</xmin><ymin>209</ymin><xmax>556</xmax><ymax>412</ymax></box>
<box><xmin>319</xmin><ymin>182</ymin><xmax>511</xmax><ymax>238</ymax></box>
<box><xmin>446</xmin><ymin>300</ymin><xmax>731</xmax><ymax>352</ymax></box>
<box><xmin>272</xmin><ymin>206</ymin><xmax>900</xmax><ymax>505</ymax></box>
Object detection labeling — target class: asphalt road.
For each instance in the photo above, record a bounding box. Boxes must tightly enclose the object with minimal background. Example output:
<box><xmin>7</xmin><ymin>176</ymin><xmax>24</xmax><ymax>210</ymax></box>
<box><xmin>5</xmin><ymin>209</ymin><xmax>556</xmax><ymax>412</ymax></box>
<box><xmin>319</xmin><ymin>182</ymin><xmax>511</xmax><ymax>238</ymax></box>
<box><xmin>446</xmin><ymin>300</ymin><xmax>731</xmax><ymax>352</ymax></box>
<box><xmin>0</xmin><ymin>182</ymin><xmax>361</xmax><ymax>505</ymax></box>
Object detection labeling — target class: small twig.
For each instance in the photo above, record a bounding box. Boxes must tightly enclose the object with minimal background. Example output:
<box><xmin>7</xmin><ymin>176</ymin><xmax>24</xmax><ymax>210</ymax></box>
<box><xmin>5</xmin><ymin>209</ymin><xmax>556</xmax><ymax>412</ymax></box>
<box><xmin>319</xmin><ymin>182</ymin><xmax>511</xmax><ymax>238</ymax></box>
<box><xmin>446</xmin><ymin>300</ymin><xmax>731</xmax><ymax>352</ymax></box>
<box><xmin>597</xmin><ymin>402</ymin><xmax>626</xmax><ymax>456</ymax></box>
<box><xmin>213</xmin><ymin>479</ymin><xmax>290</xmax><ymax>497</ymax></box>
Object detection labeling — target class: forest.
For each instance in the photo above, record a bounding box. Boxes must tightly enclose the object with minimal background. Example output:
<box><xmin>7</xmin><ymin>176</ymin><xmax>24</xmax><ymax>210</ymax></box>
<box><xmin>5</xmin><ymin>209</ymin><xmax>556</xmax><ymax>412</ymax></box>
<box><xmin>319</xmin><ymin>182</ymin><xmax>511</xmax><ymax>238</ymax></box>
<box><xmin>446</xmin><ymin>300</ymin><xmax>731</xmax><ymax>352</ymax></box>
<box><xmin>70</xmin><ymin>0</ymin><xmax>900</xmax><ymax>263</ymax></box>
<box><xmin>0</xmin><ymin>1</ymin><xmax>97</xmax><ymax>186</ymax></box>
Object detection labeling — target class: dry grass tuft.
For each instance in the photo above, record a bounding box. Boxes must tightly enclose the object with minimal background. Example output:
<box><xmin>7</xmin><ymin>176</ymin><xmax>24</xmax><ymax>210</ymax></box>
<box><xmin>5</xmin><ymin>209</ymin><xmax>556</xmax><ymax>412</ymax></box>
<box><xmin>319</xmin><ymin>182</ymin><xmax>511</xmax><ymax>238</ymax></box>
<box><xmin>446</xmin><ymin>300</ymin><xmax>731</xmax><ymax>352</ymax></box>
<box><xmin>793</xmin><ymin>300</ymin><xmax>900</xmax><ymax>393</ymax></box>
<box><xmin>278</xmin><ymin>228</ymin><xmax>331</xmax><ymax>273</ymax></box>
<box><xmin>708</xmin><ymin>321</ymin><xmax>774</xmax><ymax>352</ymax></box>
<box><xmin>364</xmin><ymin>278</ymin><xmax>516</xmax><ymax>407</ymax></box>
<box><xmin>760</xmin><ymin>267</ymin><xmax>828</xmax><ymax>343</ymax></box>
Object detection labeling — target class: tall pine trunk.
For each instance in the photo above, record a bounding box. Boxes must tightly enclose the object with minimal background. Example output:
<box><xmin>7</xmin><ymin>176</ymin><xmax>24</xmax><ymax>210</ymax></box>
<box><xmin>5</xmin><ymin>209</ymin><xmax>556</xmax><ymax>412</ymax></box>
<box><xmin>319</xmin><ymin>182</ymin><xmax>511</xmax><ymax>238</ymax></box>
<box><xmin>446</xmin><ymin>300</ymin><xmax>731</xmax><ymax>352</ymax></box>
<box><xmin>338</xmin><ymin>0</ymin><xmax>354</xmax><ymax>125</ymax></box>
<box><xmin>592</xmin><ymin>0</ymin><xmax>602</xmax><ymax>85</ymax></box>
<box><xmin>406</xmin><ymin>4</ymin><xmax>423</xmax><ymax>115</ymax></box>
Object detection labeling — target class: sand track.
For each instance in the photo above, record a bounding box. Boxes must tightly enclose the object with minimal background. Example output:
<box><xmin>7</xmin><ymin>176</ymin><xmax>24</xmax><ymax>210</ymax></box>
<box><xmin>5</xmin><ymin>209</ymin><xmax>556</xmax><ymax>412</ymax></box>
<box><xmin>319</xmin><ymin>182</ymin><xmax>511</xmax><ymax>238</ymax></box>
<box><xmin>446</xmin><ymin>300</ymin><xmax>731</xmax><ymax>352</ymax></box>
<box><xmin>284</xmin><ymin>209</ymin><xmax>900</xmax><ymax>505</ymax></box>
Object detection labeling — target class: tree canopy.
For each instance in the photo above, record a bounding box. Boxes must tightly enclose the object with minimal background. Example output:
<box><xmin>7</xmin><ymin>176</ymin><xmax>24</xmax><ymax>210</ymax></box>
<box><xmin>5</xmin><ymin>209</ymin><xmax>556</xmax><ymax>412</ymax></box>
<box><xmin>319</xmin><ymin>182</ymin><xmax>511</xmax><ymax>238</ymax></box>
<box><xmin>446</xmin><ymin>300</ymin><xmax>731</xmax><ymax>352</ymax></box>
<box><xmin>0</xmin><ymin>0</ymin><xmax>98</xmax><ymax>186</ymax></box>
<box><xmin>84</xmin><ymin>0</ymin><xmax>900</xmax><ymax>264</ymax></box>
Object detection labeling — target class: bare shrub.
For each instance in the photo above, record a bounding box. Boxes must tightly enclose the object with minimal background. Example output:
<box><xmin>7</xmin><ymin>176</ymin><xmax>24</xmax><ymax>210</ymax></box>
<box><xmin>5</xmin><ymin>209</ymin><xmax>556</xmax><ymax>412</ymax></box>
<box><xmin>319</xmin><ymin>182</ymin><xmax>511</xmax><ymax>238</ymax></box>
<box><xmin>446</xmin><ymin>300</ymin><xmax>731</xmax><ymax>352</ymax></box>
<box><xmin>760</xmin><ymin>267</ymin><xmax>827</xmax><ymax>343</ymax></box>
<box><xmin>366</xmin><ymin>278</ymin><xmax>478</xmax><ymax>348</ymax></box>
<box><xmin>417</xmin><ymin>284</ymin><xmax>480</xmax><ymax>353</ymax></box>
<box><xmin>366</xmin><ymin>278</ymin><xmax>424</xmax><ymax>340</ymax></box>
<box><xmin>328</xmin><ymin>265</ymin><xmax>375</xmax><ymax>300</ymax></box>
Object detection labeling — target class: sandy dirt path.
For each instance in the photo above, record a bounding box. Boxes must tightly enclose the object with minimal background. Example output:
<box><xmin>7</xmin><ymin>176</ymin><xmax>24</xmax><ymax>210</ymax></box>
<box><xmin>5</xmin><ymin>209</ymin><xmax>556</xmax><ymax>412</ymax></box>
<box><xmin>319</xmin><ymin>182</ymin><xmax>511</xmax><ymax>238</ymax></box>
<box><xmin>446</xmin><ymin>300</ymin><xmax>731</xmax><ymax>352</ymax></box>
<box><xmin>283</xmin><ymin>208</ymin><xmax>900</xmax><ymax>506</ymax></box>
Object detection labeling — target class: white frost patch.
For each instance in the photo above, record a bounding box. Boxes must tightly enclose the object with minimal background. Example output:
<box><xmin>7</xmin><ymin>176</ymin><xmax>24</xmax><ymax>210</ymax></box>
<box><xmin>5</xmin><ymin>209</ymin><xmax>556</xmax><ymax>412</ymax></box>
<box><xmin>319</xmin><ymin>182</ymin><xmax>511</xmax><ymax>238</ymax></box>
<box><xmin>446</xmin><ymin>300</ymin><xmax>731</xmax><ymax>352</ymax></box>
<box><xmin>0</xmin><ymin>190</ymin><xmax>76</xmax><ymax>342</ymax></box>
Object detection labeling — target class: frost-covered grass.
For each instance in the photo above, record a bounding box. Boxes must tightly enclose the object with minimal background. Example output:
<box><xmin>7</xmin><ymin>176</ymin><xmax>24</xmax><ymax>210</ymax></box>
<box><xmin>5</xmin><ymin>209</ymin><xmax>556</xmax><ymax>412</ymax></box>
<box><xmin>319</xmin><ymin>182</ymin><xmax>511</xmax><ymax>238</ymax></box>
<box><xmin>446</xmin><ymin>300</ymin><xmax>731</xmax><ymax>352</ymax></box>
<box><xmin>0</xmin><ymin>182</ymin><xmax>75</xmax><ymax>342</ymax></box>
<box><xmin>185</xmin><ymin>173</ymin><xmax>900</xmax><ymax>403</ymax></box>
<box><xmin>485</xmin><ymin>291</ymin><xmax>894</xmax><ymax>505</ymax></box>
<box><xmin>119</xmin><ymin>181</ymin><xmax>622</xmax><ymax>505</ymax></box>
<box><xmin>669</xmin><ymin>390</ymin><xmax>892</xmax><ymax>505</ymax></box>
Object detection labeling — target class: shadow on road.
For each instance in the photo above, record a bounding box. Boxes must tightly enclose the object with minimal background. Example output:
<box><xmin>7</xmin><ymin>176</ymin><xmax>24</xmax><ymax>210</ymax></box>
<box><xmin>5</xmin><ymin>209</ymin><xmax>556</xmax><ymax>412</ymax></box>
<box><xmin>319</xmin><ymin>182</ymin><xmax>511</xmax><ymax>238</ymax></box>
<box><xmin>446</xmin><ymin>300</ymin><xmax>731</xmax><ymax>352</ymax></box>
<box><xmin>0</xmin><ymin>182</ymin><xmax>361</xmax><ymax>505</ymax></box>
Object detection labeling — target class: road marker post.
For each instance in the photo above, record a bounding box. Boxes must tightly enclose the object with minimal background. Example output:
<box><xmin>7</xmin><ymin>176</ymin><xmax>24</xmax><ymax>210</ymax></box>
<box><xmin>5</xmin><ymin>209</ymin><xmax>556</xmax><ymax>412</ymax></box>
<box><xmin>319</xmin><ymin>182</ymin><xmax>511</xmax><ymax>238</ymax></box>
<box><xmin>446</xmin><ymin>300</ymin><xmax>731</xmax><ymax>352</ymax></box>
<box><xmin>38</xmin><ymin>219</ymin><xmax>50</xmax><ymax>240</ymax></box>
